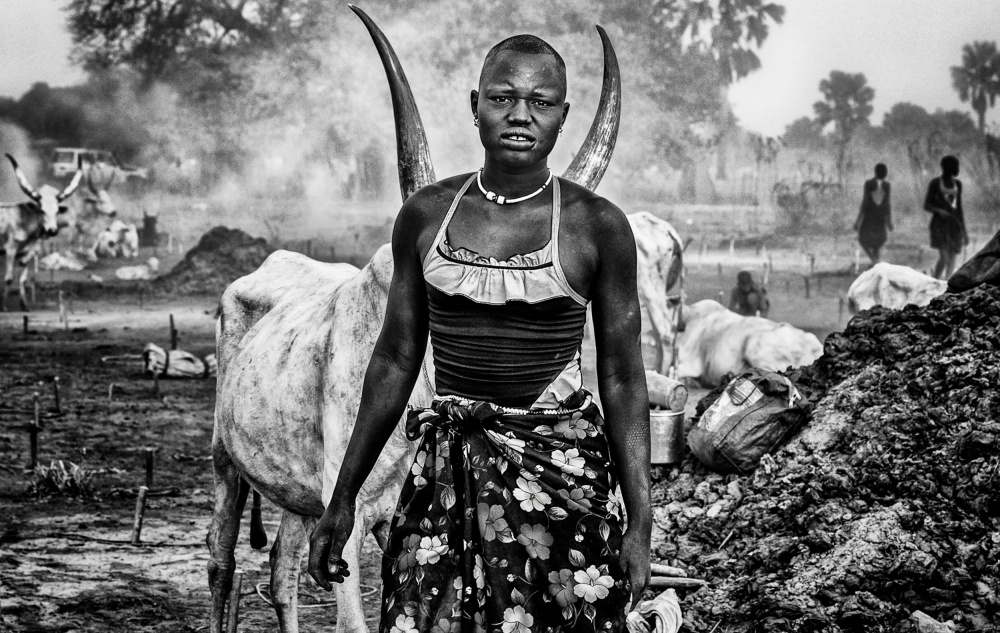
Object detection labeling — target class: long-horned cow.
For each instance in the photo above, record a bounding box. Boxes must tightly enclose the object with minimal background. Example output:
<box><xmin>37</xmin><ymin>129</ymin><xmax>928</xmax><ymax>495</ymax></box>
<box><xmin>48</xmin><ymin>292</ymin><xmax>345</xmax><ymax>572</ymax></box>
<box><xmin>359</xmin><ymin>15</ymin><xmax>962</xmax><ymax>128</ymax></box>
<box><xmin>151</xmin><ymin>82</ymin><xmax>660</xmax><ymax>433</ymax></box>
<box><xmin>672</xmin><ymin>300</ymin><xmax>823</xmax><ymax>388</ymax></box>
<box><xmin>67</xmin><ymin>164</ymin><xmax>120</xmax><ymax>260</ymax></box>
<box><xmin>1</xmin><ymin>154</ymin><xmax>82</xmax><ymax>311</ymax></box>
<box><xmin>208</xmin><ymin>7</ymin><xmax>624</xmax><ymax>633</ymax></box>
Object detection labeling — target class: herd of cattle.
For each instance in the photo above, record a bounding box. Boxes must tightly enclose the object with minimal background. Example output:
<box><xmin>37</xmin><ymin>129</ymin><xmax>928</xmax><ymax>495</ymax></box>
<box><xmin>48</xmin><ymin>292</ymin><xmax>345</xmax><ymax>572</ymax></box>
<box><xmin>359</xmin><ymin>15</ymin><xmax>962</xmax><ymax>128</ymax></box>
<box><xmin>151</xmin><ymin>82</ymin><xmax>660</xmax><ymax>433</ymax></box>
<box><xmin>0</xmin><ymin>154</ymin><xmax>141</xmax><ymax>310</ymax></box>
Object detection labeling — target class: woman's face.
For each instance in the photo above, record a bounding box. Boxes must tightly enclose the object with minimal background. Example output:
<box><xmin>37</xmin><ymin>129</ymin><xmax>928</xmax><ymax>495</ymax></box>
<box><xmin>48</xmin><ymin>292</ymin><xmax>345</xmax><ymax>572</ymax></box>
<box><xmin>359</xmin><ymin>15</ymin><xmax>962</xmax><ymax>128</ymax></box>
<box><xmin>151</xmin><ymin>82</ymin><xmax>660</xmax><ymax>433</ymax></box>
<box><xmin>471</xmin><ymin>51</ymin><xmax>570</xmax><ymax>170</ymax></box>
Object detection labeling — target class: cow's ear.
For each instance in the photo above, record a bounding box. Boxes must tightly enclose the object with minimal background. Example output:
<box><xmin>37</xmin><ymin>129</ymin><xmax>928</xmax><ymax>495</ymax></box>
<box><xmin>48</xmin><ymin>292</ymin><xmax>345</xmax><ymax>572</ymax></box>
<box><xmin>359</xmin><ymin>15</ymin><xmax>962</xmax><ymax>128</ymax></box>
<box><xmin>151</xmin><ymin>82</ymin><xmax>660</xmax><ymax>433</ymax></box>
<box><xmin>58</xmin><ymin>205</ymin><xmax>70</xmax><ymax>215</ymax></box>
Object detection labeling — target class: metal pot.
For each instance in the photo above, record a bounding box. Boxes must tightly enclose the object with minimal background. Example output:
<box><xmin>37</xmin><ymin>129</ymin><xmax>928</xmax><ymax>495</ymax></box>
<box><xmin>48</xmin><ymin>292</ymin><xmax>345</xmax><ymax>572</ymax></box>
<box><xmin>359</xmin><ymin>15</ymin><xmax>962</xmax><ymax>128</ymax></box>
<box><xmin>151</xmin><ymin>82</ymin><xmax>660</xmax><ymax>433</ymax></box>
<box><xmin>650</xmin><ymin>409</ymin><xmax>686</xmax><ymax>465</ymax></box>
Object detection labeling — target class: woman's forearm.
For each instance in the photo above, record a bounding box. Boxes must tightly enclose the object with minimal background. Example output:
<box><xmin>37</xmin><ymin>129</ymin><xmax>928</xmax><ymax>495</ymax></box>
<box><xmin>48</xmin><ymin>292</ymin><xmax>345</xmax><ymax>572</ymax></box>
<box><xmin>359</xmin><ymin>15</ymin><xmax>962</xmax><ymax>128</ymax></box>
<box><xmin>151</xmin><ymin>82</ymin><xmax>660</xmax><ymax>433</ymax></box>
<box><xmin>330</xmin><ymin>348</ymin><xmax>423</xmax><ymax>504</ymax></box>
<box><xmin>600</xmin><ymin>370</ymin><xmax>652</xmax><ymax>533</ymax></box>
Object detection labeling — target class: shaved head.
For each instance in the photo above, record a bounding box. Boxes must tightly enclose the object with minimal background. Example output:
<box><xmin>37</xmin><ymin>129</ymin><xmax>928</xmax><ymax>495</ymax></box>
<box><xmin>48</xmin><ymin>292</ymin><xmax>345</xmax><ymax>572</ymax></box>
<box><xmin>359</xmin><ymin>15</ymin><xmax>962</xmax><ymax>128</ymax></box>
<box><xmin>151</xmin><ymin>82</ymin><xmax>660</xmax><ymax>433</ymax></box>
<box><xmin>480</xmin><ymin>35</ymin><xmax>566</xmax><ymax>92</ymax></box>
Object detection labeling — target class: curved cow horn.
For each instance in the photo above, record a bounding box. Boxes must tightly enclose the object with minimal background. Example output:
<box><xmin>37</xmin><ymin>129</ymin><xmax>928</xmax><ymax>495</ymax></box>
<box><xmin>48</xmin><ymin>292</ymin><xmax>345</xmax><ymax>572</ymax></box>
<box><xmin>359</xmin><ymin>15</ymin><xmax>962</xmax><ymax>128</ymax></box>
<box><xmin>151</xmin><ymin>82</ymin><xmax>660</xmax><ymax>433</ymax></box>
<box><xmin>58</xmin><ymin>157</ymin><xmax>84</xmax><ymax>202</ymax></box>
<box><xmin>561</xmin><ymin>25</ymin><xmax>621</xmax><ymax>192</ymax></box>
<box><xmin>87</xmin><ymin>163</ymin><xmax>98</xmax><ymax>194</ymax></box>
<box><xmin>6</xmin><ymin>153</ymin><xmax>40</xmax><ymax>201</ymax></box>
<box><xmin>350</xmin><ymin>5</ymin><xmax>435</xmax><ymax>202</ymax></box>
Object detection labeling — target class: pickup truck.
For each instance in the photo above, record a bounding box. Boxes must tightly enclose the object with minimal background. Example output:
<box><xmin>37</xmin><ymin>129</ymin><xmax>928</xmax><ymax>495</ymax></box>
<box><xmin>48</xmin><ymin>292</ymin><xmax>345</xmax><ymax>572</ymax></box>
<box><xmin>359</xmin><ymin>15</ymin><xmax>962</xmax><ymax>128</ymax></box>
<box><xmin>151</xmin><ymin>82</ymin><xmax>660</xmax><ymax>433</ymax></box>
<box><xmin>51</xmin><ymin>148</ymin><xmax>150</xmax><ymax>184</ymax></box>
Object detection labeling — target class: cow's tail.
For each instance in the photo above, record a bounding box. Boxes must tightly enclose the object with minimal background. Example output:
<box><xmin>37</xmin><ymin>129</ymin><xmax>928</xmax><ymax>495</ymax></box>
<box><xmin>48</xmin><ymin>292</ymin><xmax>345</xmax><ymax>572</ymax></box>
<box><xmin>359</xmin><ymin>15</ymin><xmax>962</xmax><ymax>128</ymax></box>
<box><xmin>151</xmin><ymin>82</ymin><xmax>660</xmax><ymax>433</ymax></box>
<box><xmin>249</xmin><ymin>487</ymin><xmax>269</xmax><ymax>550</ymax></box>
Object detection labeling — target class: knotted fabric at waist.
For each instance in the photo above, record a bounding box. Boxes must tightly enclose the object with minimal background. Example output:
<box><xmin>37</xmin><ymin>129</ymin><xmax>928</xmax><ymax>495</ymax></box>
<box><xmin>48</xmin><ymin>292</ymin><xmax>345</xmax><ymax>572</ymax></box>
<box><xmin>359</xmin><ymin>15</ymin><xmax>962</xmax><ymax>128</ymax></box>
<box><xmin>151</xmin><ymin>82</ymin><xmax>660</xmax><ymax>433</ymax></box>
<box><xmin>406</xmin><ymin>389</ymin><xmax>593</xmax><ymax>439</ymax></box>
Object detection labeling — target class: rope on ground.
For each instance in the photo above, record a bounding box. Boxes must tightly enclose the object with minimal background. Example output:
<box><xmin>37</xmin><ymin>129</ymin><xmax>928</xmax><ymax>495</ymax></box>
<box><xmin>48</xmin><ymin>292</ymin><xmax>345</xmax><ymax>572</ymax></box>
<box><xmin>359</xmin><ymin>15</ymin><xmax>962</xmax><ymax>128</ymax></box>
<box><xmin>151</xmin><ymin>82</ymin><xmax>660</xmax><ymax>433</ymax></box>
<box><xmin>25</xmin><ymin>531</ymin><xmax>205</xmax><ymax>548</ymax></box>
<box><xmin>254</xmin><ymin>582</ymin><xmax>378</xmax><ymax>609</ymax></box>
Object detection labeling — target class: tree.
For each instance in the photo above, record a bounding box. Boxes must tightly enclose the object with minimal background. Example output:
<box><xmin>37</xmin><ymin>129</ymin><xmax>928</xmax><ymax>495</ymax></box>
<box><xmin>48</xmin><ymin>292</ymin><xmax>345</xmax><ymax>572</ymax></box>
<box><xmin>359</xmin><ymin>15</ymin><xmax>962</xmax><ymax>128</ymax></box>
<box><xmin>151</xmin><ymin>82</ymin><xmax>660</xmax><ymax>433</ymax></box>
<box><xmin>813</xmin><ymin>70</ymin><xmax>874</xmax><ymax>182</ymax></box>
<box><xmin>950</xmin><ymin>40</ymin><xmax>1000</xmax><ymax>135</ymax></box>
<box><xmin>66</xmin><ymin>0</ymin><xmax>336</xmax><ymax>83</ymax></box>
<box><xmin>782</xmin><ymin>116</ymin><xmax>824</xmax><ymax>150</ymax></box>
<box><xmin>651</xmin><ymin>0</ymin><xmax>785</xmax><ymax>84</ymax></box>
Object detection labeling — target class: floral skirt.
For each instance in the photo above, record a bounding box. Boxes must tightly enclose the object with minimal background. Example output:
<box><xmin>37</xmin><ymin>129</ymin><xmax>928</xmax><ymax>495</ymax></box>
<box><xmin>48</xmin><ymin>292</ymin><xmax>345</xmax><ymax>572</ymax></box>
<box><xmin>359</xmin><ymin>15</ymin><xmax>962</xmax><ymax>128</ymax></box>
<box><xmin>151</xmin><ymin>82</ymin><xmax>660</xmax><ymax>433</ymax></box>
<box><xmin>379</xmin><ymin>390</ymin><xmax>630</xmax><ymax>633</ymax></box>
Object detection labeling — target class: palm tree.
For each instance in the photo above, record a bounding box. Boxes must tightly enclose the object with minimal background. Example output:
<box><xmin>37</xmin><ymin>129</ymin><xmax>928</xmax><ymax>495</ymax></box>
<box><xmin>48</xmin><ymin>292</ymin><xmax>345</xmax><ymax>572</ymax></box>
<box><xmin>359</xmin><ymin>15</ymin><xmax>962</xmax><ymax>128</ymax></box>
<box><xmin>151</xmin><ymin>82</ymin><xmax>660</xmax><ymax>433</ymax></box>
<box><xmin>950</xmin><ymin>41</ymin><xmax>1000</xmax><ymax>135</ymax></box>
<box><xmin>813</xmin><ymin>71</ymin><xmax>875</xmax><ymax>183</ymax></box>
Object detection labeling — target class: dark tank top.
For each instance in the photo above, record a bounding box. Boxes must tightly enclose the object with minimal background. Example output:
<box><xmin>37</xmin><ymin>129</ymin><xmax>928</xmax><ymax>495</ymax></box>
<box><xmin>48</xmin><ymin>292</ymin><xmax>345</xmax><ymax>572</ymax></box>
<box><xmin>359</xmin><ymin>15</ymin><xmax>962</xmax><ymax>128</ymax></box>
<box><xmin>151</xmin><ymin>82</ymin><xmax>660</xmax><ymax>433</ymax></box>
<box><xmin>422</xmin><ymin>175</ymin><xmax>588</xmax><ymax>409</ymax></box>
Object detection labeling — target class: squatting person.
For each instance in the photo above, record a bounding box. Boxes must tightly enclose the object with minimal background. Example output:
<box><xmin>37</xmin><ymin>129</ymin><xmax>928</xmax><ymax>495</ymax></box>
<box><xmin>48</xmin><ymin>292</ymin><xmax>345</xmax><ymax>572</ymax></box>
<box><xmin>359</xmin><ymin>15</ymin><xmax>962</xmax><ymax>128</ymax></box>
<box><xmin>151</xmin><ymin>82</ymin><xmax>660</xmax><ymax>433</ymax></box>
<box><xmin>307</xmin><ymin>35</ymin><xmax>651</xmax><ymax>633</ymax></box>
<box><xmin>924</xmin><ymin>155</ymin><xmax>968</xmax><ymax>280</ymax></box>
<box><xmin>854</xmin><ymin>162</ymin><xmax>892</xmax><ymax>264</ymax></box>
<box><xmin>729</xmin><ymin>270</ymin><xmax>770</xmax><ymax>318</ymax></box>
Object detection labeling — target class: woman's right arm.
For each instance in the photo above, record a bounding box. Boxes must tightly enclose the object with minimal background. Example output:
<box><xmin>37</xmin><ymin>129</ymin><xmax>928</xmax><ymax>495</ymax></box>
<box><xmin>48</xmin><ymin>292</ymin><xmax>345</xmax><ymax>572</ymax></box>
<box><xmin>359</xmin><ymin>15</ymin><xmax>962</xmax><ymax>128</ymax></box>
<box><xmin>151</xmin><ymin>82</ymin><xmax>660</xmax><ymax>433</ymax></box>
<box><xmin>923</xmin><ymin>179</ymin><xmax>945</xmax><ymax>216</ymax></box>
<box><xmin>308</xmin><ymin>198</ymin><xmax>430</xmax><ymax>590</ymax></box>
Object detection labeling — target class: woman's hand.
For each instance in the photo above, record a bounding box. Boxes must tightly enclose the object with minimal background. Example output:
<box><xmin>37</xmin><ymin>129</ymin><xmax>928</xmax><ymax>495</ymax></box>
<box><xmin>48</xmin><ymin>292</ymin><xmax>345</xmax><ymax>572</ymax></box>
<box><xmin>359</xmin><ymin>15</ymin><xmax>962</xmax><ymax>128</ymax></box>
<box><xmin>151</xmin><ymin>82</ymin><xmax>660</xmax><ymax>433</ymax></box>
<box><xmin>620</xmin><ymin>526</ymin><xmax>651</xmax><ymax>610</ymax></box>
<box><xmin>307</xmin><ymin>497</ymin><xmax>357</xmax><ymax>590</ymax></box>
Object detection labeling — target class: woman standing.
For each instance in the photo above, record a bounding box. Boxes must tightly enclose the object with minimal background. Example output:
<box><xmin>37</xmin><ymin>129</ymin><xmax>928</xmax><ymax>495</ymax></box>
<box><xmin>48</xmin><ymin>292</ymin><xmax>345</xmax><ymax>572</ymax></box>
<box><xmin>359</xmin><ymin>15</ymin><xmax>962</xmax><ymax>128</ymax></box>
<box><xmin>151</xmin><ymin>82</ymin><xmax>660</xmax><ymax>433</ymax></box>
<box><xmin>854</xmin><ymin>163</ymin><xmax>892</xmax><ymax>264</ymax></box>
<box><xmin>924</xmin><ymin>155</ymin><xmax>968</xmax><ymax>279</ymax></box>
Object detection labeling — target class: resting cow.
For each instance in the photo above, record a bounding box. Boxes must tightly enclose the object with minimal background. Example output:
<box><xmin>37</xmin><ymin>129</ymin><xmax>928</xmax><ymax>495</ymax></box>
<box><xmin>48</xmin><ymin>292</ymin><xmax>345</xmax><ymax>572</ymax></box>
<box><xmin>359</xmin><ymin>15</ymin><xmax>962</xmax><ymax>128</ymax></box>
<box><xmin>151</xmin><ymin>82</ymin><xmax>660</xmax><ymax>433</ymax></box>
<box><xmin>208</xmin><ymin>9</ymin><xmax>624</xmax><ymax>633</ymax></box>
<box><xmin>673</xmin><ymin>300</ymin><xmax>823</xmax><ymax>388</ymax></box>
<box><xmin>1</xmin><ymin>154</ymin><xmax>82</xmax><ymax>311</ymax></box>
<box><xmin>847</xmin><ymin>262</ymin><xmax>947</xmax><ymax>314</ymax></box>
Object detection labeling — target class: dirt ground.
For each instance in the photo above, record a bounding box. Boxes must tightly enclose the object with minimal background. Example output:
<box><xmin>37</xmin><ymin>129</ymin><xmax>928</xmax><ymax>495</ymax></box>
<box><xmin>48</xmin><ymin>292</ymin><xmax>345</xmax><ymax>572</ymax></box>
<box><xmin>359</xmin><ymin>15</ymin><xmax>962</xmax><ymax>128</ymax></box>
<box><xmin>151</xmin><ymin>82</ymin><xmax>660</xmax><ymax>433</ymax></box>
<box><xmin>0</xmin><ymin>233</ymin><xmax>975</xmax><ymax>632</ymax></box>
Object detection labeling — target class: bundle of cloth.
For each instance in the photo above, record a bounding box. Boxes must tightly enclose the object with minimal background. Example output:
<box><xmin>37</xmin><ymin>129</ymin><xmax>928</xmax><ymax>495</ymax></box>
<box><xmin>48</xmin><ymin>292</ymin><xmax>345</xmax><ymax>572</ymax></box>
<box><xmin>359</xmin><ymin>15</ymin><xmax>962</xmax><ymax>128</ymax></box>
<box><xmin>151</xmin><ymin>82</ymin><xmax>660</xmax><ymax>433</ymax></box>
<box><xmin>143</xmin><ymin>342</ymin><xmax>217</xmax><ymax>378</ymax></box>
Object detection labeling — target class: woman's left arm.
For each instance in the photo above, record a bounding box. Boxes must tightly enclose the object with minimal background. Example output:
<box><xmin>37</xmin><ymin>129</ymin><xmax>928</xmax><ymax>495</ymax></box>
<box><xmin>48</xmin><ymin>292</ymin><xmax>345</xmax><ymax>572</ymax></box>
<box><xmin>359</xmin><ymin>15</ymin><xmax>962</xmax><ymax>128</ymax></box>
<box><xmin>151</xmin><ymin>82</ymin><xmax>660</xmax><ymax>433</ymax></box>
<box><xmin>589</xmin><ymin>204</ymin><xmax>651</xmax><ymax>607</ymax></box>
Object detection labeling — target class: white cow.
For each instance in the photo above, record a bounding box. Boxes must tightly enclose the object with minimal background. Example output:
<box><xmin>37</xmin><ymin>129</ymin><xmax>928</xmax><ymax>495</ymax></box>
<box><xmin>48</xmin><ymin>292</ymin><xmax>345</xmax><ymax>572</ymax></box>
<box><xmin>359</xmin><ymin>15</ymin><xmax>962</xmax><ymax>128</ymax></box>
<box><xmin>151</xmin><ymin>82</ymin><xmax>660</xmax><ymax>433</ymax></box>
<box><xmin>847</xmin><ymin>262</ymin><xmax>948</xmax><ymax>314</ymax></box>
<box><xmin>1</xmin><ymin>154</ymin><xmax>82</xmax><ymax>311</ymax></box>
<box><xmin>629</xmin><ymin>212</ymin><xmax>684</xmax><ymax>375</ymax></box>
<box><xmin>674</xmin><ymin>300</ymin><xmax>823</xmax><ymax>388</ymax></box>
<box><xmin>211</xmin><ymin>247</ymin><xmax>433</xmax><ymax>633</ymax></box>
<box><xmin>207</xmin><ymin>8</ymin><xmax>623</xmax><ymax>633</ymax></box>
<box><xmin>94</xmin><ymin>219</ymin><xmax>139</xmax><ymax>259</ymax></box>
<box><xmin>65</xmin><ymin>164</ymin><xmax>119</xmax><ymax>260</ymax></box>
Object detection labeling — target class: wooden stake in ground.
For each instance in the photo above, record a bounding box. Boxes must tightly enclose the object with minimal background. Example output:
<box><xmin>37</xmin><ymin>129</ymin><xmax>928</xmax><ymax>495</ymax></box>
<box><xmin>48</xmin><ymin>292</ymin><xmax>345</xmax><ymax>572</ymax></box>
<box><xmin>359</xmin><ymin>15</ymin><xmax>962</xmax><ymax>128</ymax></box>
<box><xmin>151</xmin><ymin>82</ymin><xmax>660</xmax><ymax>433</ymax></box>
<box><xmin>226</xmin><ymin>571</ymin><xmax>244</xmax><ymax>633</ymax></box>
<box><xmin>28</xmin><ymin>392</ymin><xmax>41</xmax><ymax>469</ymax></box>
<box><xmin>23</xmin><ymin>315</ymin><xmax>28</xmax><ymax>335</ymax></box>
<box><xmin>145</xmin><ymin>448</ymin><xmax>155</xmax><ymax>488</ymax></box>
<box><xmin>839</xmin><ymin>296</ymin><xmax>845</xmax><ymax>323</ymax></box>
<box><xmin>131</xmin><ymin>486</ymin><xmax>149</xmax><ymax>545</ymax></box>
<box><xmin>52</xmin><ymin>377</ymin><xmax>61</xmax><ymax>414</ymax></box>
<box><xmin>153</xmin><ymin>372</ymin><xmax>160</xmax><ymax>397</ymax></box>
<box><xmin>58</xmin><ymin>290</ymin><xmax>67</xmax><ymax>330</ymax></box>
<box><xmin>804</xmin><ymin>276</ymin><xmax>811</xmax><ymax>299</ymax></box>
<box><xmin>169</xmin><ymin>314</ymin><xmax>178</xmax><ymax>350</ymax></box>
<box><xmin>108</xmin><ymin>382</ymin><xmax>115</xmax><ymax>402</ymax></box>
<box><xmin>306</xmin><ymin>239</ymin><xmax>313</xmax><ymax>259</ymax></box>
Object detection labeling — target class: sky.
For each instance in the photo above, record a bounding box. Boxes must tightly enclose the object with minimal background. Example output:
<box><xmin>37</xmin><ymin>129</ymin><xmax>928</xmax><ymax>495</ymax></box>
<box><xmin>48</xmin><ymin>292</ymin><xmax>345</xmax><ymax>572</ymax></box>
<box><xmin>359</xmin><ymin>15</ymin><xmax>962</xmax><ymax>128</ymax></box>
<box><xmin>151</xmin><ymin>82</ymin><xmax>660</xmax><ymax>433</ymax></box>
<box><xmin>0</xmin><ymin>0</ymin><xmax>998</xmax><ymax>136</ymax></box>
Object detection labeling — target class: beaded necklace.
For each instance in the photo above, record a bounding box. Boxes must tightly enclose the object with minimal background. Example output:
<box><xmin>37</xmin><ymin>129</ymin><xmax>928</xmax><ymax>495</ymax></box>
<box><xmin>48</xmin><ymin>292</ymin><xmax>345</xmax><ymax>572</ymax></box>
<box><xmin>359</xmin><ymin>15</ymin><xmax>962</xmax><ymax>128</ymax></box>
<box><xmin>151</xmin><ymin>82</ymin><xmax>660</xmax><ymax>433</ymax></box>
<box><xmin>476</xmin><ymin>169</ymin><xmax>552</xmax><ymax>205</ymax></box>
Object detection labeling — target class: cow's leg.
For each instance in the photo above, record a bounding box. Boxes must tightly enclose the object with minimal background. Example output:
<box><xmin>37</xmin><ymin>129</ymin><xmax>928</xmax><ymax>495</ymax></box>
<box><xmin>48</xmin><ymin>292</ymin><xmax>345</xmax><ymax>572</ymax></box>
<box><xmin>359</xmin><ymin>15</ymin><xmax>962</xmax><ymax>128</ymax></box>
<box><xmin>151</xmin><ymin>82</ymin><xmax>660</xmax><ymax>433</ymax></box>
<box><xmin>18</xmin><ymin>261</ymin><xmax>30</xmax><ymax>312</ymax></box>
<box><xmin>268</xmin><ymin>511</ymin><xmax>316</xmax><ymax>633</ymax></box>
<box><xmin>1</xmin><ymin>250</ymin><xmax>10</xmax><ymax>313</ymax></box>
<box><xmin>335</xmin><ymin>512</ymin><xmax>370</xmax><ymax>633</ymax></box>
<box><xmin>206</xmin><ymin>443</ymin><xmax>251</xmax><ymax>633</ymax></box>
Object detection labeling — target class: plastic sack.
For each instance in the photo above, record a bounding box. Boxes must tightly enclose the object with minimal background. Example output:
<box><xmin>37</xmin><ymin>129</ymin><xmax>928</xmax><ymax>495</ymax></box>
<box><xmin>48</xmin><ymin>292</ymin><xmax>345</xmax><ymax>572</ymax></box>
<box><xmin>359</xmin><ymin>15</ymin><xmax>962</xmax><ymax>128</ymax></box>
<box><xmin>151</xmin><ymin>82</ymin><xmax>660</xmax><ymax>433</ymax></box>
<box><xmin>687</xmin><ymin>368</ymin><xmax>806</xmax><ymax>474</ymax></box>
<box><xmin>625</xmin><ymin>589</ymin><xmax>682</xmax><ymax>633</ymax></box>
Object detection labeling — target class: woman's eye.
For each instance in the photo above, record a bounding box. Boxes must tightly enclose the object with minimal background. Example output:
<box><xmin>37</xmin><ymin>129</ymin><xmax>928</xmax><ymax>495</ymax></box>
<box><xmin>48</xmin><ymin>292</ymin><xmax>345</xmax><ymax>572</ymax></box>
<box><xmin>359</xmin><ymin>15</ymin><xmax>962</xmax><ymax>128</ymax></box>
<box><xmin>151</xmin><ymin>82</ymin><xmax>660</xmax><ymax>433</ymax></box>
<box><xmin>533</xmin><ymin>101</ymin><xmax>551</xmax><ymax>108</ymax></box>
<box><xmin>491</xmin><ymin>96</ymin><xmax>511</xmax><ymax>103</ymax></box>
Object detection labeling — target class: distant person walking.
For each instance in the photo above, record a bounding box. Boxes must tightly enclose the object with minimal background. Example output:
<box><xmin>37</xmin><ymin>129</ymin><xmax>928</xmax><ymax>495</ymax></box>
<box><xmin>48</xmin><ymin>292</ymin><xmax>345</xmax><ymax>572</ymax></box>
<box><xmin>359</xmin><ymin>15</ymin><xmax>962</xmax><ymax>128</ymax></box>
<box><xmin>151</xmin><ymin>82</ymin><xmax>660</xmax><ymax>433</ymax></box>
<box><xmin>924</xmin><ymin>155</ymin><xmax>968</xmax><ymax>279</ymax></box>
<box><xmin>729</xmin><ymin>270</ymin><xmax>770</xmax><ymax>317</ymax></box>
<box><xmin>854</xmin><ymin>163</ymin><xmax>892</xmax><ymax>264</ymax></box>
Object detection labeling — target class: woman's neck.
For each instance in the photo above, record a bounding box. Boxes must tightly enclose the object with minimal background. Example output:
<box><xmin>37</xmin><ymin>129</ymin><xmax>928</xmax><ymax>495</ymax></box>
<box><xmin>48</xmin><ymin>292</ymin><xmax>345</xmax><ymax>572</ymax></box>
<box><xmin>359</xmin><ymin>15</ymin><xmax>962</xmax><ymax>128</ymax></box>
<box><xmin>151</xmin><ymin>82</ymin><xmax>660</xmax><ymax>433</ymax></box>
<box><xmin>480</xmin><ymin>158</ymin><xmax>551</xmax><ymax>198</ymax></box>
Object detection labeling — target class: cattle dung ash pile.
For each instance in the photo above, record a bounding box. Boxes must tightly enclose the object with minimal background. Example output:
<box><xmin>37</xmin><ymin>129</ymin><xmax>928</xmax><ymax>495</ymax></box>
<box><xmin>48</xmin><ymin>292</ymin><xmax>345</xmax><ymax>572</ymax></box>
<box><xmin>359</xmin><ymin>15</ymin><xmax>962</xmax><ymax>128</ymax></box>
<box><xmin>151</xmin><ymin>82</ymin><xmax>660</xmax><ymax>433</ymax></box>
<box><xmin>652</xmin><ymin>285</ymin><xmax>1000</xmax><ymax>632</ymax></box>
<box><xmin>154</xmin><ymin>226</ymin><xmax>273</xmax><ymax>295</ymax></box>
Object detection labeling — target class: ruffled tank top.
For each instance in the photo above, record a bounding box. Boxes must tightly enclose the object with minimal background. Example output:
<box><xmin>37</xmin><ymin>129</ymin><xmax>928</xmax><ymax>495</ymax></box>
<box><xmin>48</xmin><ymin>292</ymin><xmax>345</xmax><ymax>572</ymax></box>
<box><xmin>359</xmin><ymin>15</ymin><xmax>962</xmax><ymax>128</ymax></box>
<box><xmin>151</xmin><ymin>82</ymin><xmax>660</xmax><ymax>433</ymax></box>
<box><xmin>422</xmin><ymin>174</ymin><xmax>588</xmax><ymax>409</ymax></box>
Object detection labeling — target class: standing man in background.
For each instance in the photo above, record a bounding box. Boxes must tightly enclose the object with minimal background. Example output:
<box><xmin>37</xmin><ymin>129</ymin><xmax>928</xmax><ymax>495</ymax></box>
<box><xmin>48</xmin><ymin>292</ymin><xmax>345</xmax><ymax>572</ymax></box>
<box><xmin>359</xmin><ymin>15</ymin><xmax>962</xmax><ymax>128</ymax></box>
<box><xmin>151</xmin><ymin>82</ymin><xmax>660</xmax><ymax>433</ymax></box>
<box><xmin>854</xmin><ymin>162</ymin><xmax>892</xmax><ymax>264</ymax></box>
